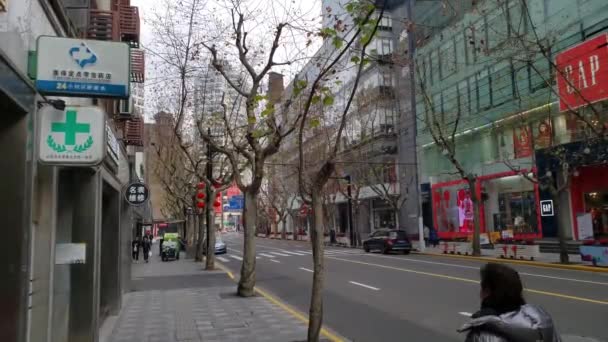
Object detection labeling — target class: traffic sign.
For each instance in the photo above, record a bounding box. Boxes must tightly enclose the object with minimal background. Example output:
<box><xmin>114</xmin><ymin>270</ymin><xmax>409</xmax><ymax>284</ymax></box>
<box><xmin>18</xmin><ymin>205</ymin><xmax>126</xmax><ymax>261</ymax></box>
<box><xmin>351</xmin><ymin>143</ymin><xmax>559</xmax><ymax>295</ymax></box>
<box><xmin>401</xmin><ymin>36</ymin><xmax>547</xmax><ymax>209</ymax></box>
<box><xmin>125</xmin><ymin>182</ymin><xmax>149</xmax><ymax>206</ymax></box>
<box><xmin>39</xmin><ymin>106</ymin><xmax>105</xmax><ymax>165</ymax></box>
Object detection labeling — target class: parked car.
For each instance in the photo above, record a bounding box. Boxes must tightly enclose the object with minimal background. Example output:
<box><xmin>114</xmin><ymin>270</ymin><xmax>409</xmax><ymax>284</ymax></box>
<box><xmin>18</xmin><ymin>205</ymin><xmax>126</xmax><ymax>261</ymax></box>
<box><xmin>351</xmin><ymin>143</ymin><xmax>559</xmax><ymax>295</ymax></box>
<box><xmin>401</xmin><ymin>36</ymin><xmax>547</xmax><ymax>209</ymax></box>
<box><xmin>363</xmin><ymin>229</ymin><xmax>411</xmax><ymax>254</ymax></box>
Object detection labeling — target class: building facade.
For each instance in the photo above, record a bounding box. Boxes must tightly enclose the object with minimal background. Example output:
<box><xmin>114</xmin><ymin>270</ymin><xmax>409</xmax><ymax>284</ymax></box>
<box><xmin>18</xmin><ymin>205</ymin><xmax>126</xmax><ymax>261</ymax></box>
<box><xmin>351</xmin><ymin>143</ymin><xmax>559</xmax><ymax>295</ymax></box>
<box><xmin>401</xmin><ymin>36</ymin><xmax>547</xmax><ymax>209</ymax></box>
<box><xmin>0</xmin><ymin>0</ymin><xmax>146</xmax><ymax>341</ymax></box>
<box><xmin>413</xmin><ymin>0</ymin><xmax>608</xmax><ymax>242</ymax></box>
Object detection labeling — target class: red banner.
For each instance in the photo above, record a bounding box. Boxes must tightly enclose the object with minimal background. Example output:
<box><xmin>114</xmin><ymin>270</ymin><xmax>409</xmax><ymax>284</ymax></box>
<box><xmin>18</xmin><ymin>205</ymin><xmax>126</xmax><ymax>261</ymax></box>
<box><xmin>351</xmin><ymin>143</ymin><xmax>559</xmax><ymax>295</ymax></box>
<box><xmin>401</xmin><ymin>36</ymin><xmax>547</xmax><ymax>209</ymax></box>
<box><xmin>512</xmin><ymin>126</ymin><xmax>532</xmax><ymax>158</ymax></box>
<box><xmin>556</xmin><ymin>34</ymin><xmax>608</xmax><ymax>112</ymax></box>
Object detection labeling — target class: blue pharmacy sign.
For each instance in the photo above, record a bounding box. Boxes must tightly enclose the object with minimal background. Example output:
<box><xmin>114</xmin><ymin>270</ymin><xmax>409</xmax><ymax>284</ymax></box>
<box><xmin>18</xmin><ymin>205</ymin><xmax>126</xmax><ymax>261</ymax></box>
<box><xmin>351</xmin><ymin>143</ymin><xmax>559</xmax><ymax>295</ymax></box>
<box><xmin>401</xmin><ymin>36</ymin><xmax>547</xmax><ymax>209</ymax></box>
<box><xmin>35</xmin><ymin>37</ymin><xmax>130</xmax><ymax>98</ymax></box>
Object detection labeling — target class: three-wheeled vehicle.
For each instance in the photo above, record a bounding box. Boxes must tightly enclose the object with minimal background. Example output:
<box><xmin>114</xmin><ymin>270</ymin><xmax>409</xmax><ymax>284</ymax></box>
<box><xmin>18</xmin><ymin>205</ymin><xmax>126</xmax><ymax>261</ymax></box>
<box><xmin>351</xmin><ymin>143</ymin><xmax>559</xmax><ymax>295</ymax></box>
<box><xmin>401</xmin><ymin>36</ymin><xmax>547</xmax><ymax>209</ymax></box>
<box><xmin>161</xmin><ymin>233</ymin><xmax>180</xmax><ymax>261</ymax></box>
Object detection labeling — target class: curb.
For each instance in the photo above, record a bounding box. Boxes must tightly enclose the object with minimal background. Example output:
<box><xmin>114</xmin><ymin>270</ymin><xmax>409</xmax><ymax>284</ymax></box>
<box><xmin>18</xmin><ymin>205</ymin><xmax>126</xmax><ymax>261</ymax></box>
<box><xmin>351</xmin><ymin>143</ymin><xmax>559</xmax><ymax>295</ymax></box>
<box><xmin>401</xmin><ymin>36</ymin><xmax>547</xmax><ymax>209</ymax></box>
<box><xmin>414</xmin><ymin>251</ymin><xmax>608</xmax><ymax>273</ymax></box>
<box><xmin>214</xmin><ymin>262</ymin><xmax>348</xmax><ymax>342</ymax></box>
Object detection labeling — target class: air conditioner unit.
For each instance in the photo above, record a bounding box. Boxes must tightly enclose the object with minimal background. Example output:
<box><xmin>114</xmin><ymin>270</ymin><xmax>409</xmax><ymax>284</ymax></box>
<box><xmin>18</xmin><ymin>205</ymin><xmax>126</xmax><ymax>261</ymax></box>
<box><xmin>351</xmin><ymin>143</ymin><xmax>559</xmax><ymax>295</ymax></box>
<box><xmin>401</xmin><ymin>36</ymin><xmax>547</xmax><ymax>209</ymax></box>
<box><xmin>117</xmin><ymin>96</ymin><xmax>133</xmax><ymax>115</ymax></box>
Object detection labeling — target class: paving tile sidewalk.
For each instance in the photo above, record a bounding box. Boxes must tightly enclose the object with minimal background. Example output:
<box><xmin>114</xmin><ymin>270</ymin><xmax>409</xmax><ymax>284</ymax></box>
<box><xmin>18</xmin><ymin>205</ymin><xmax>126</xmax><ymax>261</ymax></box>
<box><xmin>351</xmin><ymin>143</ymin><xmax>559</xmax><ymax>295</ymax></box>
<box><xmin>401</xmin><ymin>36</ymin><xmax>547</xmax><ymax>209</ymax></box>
<box><xmin>103</xmin><ymin>246</ymin><xmax>309</xmax><ymax>342</ymax></box>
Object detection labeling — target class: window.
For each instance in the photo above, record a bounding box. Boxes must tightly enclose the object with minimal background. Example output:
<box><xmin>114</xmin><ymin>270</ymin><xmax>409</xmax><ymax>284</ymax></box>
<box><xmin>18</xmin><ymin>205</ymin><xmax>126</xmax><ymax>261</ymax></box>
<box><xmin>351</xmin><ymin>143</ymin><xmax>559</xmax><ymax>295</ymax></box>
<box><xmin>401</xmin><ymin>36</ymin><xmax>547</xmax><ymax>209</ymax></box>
<box><xmin>490</xmin><ymin>61</ymin><xmax>514</xmax><ymax>107</ymax></box>
<box><xmin>378</xmin><ymin>15</ymin><xmax>392</xmax><ymax>31</ymax></box>
<box><xmin>465</xmin><ymin>25</ymin><xmax>477</xmax><ymax>63</ymax></box>
<box><xmin>456</xmin><ymin>32</ymin><xmax>467</xmax><ymax>65</ymax></box>
<box><xmin>486</xmin><ymin>5</ymin><xmax>508</xmax><ymax>50</ymax></box>
<box><xmin>440</xmin><ymin>39</ymin><xmax>457</xmax><ymax>79</ymax></box>
<box><xmin>508</xmin><ymin>1</ymin><xmax>527</xmax><ymax>37</ymax></box>
<box><xmin>373</xmin><ymin>37</ymin><xmax>393</xmax><ymax>56</ymax></box>
<box><xmin>458</xmin><ymin>79</ymin><xmax>470</xmax><ymax>117</ymax></box>
<box><xmin>477</xmin><ymin>68</ymin><xmax>491</xmax><ymax>110</ymax></box>
<box><xmin>528</xmin><ymin>55</ymin><xmax>550</xmax><ymax>93</ymax></box>
<box><xmin>430</xmin><ymin>50</ymin><xmax>439</xmax><ymax>84</ymax></box>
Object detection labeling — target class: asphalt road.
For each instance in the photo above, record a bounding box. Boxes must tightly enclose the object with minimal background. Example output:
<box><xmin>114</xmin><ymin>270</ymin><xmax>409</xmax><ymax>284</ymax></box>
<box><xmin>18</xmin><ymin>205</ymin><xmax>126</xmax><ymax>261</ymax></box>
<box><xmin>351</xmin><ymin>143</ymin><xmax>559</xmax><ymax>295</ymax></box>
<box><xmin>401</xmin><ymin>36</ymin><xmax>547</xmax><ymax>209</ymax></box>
<box><xmin>218</xmin><ymin>233</ymin><xmax>608</xmax><ymax>342</ymax></box>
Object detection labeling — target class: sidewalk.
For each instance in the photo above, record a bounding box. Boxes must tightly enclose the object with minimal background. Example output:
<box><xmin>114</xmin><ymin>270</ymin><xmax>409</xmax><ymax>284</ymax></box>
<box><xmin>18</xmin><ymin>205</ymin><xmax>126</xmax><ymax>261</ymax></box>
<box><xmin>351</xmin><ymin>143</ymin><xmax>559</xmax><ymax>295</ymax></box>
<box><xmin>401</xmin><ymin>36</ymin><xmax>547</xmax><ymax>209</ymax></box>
<box><xmin>101</xmin><ymin>246</ymin><xmax>309</xmax><ymax>342</ymax></box>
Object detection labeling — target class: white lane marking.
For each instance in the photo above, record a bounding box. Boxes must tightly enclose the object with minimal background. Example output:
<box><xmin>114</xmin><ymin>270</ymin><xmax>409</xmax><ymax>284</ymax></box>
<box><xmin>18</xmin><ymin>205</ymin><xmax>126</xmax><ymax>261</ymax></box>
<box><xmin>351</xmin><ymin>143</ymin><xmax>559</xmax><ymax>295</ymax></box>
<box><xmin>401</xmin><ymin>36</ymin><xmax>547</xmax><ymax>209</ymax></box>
<box><xmin>299</xmin><ymin>267</ymin><xmax>314</xmax><ymax>273</ymax></box>
<box><xmin>362</xmin><ymin>254</ymin><xmax>608</xmax><ymax>286</ymax></box>
<box><xmin>281</xmin><ymin>251</ymin><xmax>306</xmax><ymax>256</ymax></box>
<box><xmin>217</xmin><ymin>256</ymin><xmax>229</xmax><ymax>262</ymax></box>
<box><xmin>260</xmin><ymin>253</ymin><xmax>276</xmax><ymax>258</ymax></box>
<box><xmin>349</xmin><ymin>281</ymin><xmax>380</xmax><ymax>291</ymax></box>
<box><xmin>229</xmin><ymin>255</ymin><xmax>243</xmax><ymax>261</ymax></box>
<box><xmin>256</xmin><ymin>256</ymin><xmax>260</xmax><ymax>259</ymax></box>
<box><xmin>270</xmin><ymin>259</ymin><xmax>281</xmax><ymax>263</ymax></box>
<box><xmin>458</xmin><ymin>312</ymin><xmax>473</xmax><ymax>317</ymax></box>
<box><xmin>270</xmin><ymin>252</ymin><xmax>290</xmax><ymax>256</ymax></box>
<box><xmin>297</xmin><ymin>250</ymin><xmax>312</xmax><ymax>254</ymax></box>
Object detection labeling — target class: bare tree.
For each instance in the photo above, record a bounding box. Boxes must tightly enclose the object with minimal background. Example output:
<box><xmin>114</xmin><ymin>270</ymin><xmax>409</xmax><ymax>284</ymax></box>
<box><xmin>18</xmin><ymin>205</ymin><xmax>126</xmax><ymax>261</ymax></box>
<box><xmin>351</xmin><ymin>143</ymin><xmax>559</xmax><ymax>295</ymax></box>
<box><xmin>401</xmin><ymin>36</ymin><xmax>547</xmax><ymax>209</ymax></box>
<box><xmin>292</xmin><ymin>2</ymin><xmax>383</xmax><ymax>339</ymax></box>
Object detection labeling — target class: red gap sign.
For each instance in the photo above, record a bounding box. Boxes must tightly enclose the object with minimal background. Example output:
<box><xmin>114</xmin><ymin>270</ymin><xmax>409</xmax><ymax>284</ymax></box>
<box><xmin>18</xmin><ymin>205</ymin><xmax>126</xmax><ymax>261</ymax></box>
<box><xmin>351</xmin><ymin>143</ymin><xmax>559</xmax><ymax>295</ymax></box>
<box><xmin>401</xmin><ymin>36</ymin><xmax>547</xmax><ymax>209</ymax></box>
<box><xmin>556</xmin><ymin>34</ymin><xmax>608</xmax><ymax>112</ymax></box>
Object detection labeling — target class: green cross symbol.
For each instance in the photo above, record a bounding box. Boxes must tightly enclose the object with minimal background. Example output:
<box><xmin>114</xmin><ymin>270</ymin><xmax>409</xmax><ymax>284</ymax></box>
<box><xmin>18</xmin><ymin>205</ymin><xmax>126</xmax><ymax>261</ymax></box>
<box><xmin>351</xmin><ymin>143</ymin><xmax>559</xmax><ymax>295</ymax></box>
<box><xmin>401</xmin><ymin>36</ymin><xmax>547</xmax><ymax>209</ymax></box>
<box><xmin>51</xmin><ymin>110</ymin><xmax>90</xmax><ymax>146</ymax></box>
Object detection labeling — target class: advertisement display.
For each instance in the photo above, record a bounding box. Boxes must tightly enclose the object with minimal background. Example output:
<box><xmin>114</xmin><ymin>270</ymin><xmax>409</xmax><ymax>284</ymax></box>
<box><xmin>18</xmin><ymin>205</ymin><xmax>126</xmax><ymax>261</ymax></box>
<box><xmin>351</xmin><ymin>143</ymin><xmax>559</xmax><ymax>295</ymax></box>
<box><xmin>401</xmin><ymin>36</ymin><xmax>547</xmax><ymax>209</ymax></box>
<box><xmin>36</xmin><ymin>36</ymin><xmax>130</xmax><ymax>98</ymax></box>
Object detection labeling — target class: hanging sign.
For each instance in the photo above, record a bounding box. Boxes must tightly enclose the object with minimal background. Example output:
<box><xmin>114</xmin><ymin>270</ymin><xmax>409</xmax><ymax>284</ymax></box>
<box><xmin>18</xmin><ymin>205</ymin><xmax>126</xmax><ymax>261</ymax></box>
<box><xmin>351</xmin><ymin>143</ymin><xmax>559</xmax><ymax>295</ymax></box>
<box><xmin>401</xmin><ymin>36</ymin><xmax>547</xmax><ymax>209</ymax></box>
<box><xmin>39</xmin><ymin>106</ymin><xmax>106</xmax><ymax>165</ymax></box>
<box><xmin>125</xmin><ymin>182</ymin><xmax>149</xmax><ymax>206</ymax></box>
<box><xmin>35</xmin><ymin>36</ymin><xmax>130</xmax><ymax>98</ymax></box>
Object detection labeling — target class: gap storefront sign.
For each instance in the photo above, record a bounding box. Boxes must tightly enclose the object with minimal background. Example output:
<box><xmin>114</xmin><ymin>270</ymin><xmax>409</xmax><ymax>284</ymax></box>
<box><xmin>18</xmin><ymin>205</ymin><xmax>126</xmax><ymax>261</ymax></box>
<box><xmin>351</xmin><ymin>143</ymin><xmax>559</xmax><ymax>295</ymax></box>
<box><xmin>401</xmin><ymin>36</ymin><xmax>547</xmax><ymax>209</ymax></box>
<box><xmin>35</xmin><ymin>36</ymin><xmax>130</xmax><ymax>98</ymax></box>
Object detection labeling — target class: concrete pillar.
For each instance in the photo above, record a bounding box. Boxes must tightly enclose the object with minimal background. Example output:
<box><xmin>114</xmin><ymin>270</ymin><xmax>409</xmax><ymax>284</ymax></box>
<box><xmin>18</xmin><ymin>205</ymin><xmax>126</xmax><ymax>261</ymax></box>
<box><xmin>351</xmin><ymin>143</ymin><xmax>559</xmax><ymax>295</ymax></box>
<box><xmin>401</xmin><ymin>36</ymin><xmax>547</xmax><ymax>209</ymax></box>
<box><xmin>0</xmin><ymin>98</ymin><xmax>32</xmax><ymax>342</ymax></box>
<box><xmin>29</xmin><ymin>166</ymin><xmax>58</xmax><ymax>342</ymax></box>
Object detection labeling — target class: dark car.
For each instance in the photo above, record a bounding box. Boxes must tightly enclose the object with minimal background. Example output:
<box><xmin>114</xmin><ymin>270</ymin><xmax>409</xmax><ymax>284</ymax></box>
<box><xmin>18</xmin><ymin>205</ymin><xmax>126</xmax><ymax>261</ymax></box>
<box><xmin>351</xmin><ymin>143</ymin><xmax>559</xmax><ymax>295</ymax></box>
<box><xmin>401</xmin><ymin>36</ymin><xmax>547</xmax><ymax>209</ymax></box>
<box><xmin>363</xmin><ymin>229</ymin><xmax>411</xmax><ymax>254</ymax></box>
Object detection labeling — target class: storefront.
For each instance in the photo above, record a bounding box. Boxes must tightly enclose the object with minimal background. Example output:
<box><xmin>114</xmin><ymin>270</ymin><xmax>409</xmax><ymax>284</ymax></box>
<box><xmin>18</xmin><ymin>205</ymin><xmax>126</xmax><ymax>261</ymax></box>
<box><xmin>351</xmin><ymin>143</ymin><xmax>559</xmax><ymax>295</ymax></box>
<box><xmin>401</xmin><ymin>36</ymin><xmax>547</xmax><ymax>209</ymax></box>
<box><xmin>431</xmin><ymin>170</ymin><xmax>541</xmax><ymax>240</ymax></box>
<box><xmin>371</xmin><ymin>199</ymin><xmax>397</xmax><ymax>230</ymax></box>
<box><xmin>570</xmin><ymin>165</ymin><xmax>608</xmax><ymax>240</ymax></box>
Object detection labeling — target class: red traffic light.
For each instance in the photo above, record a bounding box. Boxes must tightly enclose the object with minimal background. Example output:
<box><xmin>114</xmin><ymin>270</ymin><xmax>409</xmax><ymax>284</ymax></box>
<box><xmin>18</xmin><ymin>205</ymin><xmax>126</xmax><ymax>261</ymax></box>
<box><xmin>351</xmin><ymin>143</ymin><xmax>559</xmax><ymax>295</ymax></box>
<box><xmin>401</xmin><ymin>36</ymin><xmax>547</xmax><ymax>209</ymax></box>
<box><xmin>196</xmin><ymin>202</ymin><xmax>205</xmax><ymax>208</ymax></box>
<box><xmin>197</xmin><ymin>192</ymin><xmax>206</xmax><ymax>199</ymax></box>
<box><xmin>213</xmin><ymin>200</ymin><xmax>222</xmax><ymax>207</ymax></box>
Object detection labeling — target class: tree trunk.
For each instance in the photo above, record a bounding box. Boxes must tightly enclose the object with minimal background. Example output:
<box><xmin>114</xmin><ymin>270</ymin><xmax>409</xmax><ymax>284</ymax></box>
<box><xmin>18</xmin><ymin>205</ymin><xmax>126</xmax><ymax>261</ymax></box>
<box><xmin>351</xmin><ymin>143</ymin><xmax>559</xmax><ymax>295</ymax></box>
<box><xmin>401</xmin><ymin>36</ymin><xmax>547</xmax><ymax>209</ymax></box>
<box><xmin>195</xmin><ymin>213</ymin><xmax>205</xmax><ymax>261</ymax></box>
<box><xmin>205</xmin><ymin>194</ymin><xmax>216</xmax><ymax>270</ymax></box>
<box><xmin>468</xmin><ymin>178</ymin><xmax>481</xmax><ymax>256</ymax></box>
<box><xmin>238</xmin><ymin>189</ymin><xmax>257</xmax><ymax>297</ymax></box>
<box><xmin>553</xmin><ymin>194</ymin><xmax>570</xmax><ymax>263</ymax></box>
<box><xmin>281</xmin><ymin>219</ymin><xmax>287</xmax><ymax>240</ymax></box>
<box><xmin>307</xmin><ymin>191</ymin><xmax>325</xmax><ymax>342</ymax></box>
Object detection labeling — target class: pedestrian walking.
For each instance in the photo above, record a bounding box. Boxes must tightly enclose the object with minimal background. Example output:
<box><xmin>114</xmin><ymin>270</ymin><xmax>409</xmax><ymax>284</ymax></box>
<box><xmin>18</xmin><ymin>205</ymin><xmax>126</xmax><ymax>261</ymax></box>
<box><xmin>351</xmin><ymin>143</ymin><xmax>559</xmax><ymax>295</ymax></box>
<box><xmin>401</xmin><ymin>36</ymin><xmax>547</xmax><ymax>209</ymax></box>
<box><xmin>423</xmin><ymin>225</ymin><xmax>430</xmax><ymax>245</ymax></box>
<box><xmin>459</xmin><ymin>263</ymin><xmax>560</xmax><ymax>342</ymax></box>
<box><xmin>132</xmin><ymin>236</ymin><xmax>140</xmax><ymax>261</ymax></box>
<box><xmin>142</xmin><ymin>236</ymin><xmax>151</xmax><ymax>263</ymax></box>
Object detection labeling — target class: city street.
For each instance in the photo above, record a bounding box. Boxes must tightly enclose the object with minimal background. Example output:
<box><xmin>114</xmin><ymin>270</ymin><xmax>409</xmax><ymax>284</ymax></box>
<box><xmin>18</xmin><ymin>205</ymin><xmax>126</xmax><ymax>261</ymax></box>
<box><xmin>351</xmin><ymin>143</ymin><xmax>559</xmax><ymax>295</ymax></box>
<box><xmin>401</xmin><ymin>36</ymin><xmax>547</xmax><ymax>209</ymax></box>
<box><xmin>219</xmin><ymin>233</ymin><xmax>608</xmax><ymax>342</ymax></box>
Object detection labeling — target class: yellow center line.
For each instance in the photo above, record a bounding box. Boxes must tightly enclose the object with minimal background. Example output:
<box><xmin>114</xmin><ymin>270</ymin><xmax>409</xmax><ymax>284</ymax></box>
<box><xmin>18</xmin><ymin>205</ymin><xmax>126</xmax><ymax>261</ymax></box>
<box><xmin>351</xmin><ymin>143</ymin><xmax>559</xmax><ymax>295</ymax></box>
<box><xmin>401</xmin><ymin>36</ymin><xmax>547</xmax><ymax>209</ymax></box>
<box><xmin>215</xmin><ymin>262</ymin><xmax>344</xmax><ymax>342</ymax></box>
<box><xmin>327</xmin><ymin>256</ymin><xmax>608</xmax><ymax>305</ymax></box>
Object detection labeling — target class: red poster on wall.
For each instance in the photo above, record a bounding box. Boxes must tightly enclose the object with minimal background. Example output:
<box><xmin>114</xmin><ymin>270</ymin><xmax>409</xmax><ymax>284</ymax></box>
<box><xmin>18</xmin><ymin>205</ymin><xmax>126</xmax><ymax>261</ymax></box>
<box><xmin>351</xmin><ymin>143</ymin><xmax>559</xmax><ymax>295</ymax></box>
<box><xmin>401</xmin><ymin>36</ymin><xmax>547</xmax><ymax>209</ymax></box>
<box><xmin>513</xmin><ymin>126</ymin><xmax>532</xmax><ymax>158</ymax></box>
<box><xmin>534</xmin><ymin>119</ymin><xmax>553</xmax><ymax>149</ymax></box>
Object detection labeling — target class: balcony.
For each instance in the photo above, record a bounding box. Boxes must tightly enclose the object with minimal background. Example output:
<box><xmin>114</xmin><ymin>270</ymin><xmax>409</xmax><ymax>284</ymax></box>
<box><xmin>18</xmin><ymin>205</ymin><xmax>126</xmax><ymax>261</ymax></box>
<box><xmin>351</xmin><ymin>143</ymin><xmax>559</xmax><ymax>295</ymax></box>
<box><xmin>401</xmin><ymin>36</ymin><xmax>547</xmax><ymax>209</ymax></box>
<box><xmin>87</xmin><ymin>10</ymin><xmax>119</xmax><ymax>41</ymax></box>
<box><xmin>116</xmin><ymin>1</ymin><xmax>140</xmax><ymax>46</ymax></box>
<box><xmin>124</xmin><ymin>116</ymin><xmax>144</xmax><ymax>146</ymax></box>
<box><xmin>130</xmin><ymin>48</ymin><xmax>145</xmax><ymax>83</ymax></box>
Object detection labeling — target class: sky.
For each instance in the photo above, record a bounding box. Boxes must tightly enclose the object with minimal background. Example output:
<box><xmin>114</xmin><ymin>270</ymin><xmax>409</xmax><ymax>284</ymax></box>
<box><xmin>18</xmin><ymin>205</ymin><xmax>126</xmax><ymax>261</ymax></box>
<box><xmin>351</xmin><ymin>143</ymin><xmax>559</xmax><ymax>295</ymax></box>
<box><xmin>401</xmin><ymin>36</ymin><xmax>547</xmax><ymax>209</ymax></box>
<box><xmin>131</xmin><ymin>0</ymin><xmax>324</xmax><ymax>120</ymax></box>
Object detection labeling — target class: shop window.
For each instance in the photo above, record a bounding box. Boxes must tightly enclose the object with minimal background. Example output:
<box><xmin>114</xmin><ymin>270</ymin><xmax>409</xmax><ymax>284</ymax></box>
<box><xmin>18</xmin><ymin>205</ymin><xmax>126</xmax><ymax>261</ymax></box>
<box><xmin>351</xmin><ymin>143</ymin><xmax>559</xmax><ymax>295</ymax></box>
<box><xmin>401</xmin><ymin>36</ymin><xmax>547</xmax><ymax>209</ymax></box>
<box><xmin>372</xmin><ymin>199</ymin><xmax>397</xmax><ymax>230</ymax></box>
<box><xmin>432</xmin><ymin>185</ymin><xmax>475</xmax><ymax>234</ymax></box>
<box><xmin>583</xmin><ymin>192</ymin><xmax>608</xmax><ymax>239</ymax></box>
<box><xmin>484</xmin><ymin>175</ymin><xmax>538</xmax><ymax>236</ymax></box>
